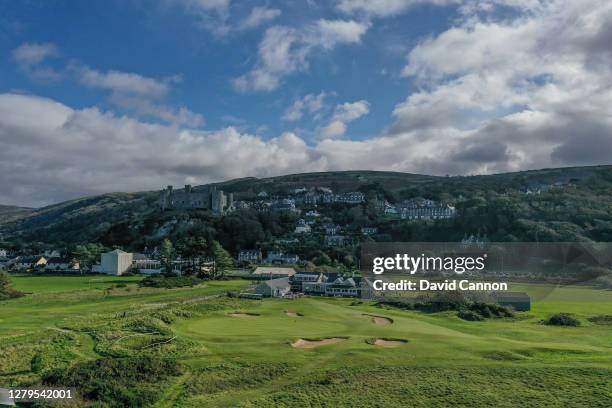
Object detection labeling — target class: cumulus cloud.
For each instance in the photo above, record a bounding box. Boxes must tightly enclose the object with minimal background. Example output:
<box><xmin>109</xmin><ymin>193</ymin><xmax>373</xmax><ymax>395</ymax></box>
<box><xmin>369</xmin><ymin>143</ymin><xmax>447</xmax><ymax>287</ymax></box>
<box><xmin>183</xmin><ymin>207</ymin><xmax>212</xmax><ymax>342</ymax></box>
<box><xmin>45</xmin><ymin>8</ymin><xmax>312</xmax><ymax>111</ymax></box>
<box><xmin>0</xmin><ymin>93</ymin><xmax>323</xmax><ymax>206</ymax></box>
<box><xmin>320</xmin><ymin>100</ymin><xmax>370</xmax><ymax>139</ymax></box>
<box><xmin>74</xmin><ymin>65</ymin><xmax>171</xmax><ymax>98</ymax></box>
<box><xmin>386</xmin><ymin>0</ymin><xmax>612</xmax><ymax>173</ymax></box>
<box><xmin>71</xmin><ymin>65</ymin><xmax>203</xmax><ymax>127</ymax></box>
<box><xmin>282</xmin><ymin>92</ymin><xmax>329</xmax><ymax>121</ymax></box>
<box><xmin>238</xmin><ymin>6</ymin><xmax>281</xmax><ymax>30</ymax></box>
<box><xmin>233</xmin><ymin>19</ymin><xmax>369</xmax><ymax>92</ymax></box>
<box><xmin>11</xmin><ymin>42</ymin><xmax>61</xmax><ymax>80</ymax></box>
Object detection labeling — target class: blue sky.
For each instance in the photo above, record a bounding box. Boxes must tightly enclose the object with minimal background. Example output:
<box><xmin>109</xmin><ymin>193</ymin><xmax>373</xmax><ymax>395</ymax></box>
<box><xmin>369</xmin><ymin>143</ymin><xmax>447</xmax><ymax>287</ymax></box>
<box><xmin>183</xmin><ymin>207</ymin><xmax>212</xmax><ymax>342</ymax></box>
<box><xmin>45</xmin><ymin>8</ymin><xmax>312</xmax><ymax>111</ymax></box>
<box><xmin>1</xmin><ymin>0</ymin><xmax>452</xmax><ymax>140</ymax></box>
<box><xmin>1</xmin><ymin>0</ymin><xmax>612</xmax><ymax>206</ymax></box>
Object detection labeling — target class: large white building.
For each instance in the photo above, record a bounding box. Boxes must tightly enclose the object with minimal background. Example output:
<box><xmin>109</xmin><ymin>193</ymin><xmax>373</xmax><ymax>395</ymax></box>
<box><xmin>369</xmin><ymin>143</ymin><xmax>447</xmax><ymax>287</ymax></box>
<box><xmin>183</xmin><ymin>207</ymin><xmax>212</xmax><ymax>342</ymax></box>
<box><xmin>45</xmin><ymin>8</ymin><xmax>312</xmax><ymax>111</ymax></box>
<box><xmin>96</xmin><ymin>249</ymin><xmax>134</xmax><ymax>276</ymax></box>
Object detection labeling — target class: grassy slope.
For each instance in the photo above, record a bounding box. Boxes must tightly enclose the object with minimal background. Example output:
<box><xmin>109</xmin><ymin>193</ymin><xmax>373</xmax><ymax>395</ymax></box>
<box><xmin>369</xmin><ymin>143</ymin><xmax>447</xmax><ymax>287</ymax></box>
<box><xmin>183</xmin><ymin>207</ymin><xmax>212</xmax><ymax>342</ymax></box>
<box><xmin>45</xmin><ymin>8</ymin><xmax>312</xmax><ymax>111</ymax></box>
<box><xmin>171</xmin><ymin>287</ymin><xmax>611</xmax><ymax>407</ymax></box>
<box><xmin>0</xmin><ymin>277</ymin><xmax>610</xmax><ymax>407</ymax></box>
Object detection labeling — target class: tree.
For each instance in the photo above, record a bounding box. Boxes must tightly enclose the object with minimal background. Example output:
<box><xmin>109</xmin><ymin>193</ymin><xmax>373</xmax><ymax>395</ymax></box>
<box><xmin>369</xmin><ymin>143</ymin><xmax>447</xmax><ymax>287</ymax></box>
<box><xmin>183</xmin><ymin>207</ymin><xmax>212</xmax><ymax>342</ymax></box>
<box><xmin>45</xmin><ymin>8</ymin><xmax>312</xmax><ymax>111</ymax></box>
<box><xmin>179</xmin><ymin>237</ymin><xmax>208</xmax><ymax>276</ymax></box>
<box><xmin>0</xmin><ymin>271</ymin><xmax>24</xmax><ymax>301</ymax></box>
<box><xmin>160</xmin><ymin>239</ymin><xmax>175</xmax><ymax>276</ymax></box>
<box><xmin>73</xmin><ymin>243</ymin><xmax>108</xmax><ymax>272</ymax></box>
<box><xmin>211</xmin><ymin>240</ymin><xmax>233</xmax><ymax>278</ymax></box>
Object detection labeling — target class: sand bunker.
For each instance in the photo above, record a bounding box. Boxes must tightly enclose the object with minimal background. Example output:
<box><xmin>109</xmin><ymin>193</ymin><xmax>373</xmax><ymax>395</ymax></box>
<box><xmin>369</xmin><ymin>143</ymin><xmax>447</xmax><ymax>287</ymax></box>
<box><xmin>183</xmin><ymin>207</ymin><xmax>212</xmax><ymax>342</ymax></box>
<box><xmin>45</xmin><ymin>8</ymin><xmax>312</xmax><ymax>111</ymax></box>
<box><xmin>229</xmin><ymin>312</ymin><xmax>259</xmax><ymax>317</ymax></box>
<box><xmin>363</xmin><ymin>314</ymin><xmax>393</xmax><ymax>325</ymax></box>
<box><xmin>286</xmin><ymin>311</ymin><xmax>303</xmax><ymax>317</ymax></box>
<box><xmin>373</xmin><ymin>338</ymin><xmax>407</xmax><ymax>348</ymax></box>
<box><xmin>291</xmin><ymin>338</ymin><xmax>346</xmax><ymax>348</ymax></box>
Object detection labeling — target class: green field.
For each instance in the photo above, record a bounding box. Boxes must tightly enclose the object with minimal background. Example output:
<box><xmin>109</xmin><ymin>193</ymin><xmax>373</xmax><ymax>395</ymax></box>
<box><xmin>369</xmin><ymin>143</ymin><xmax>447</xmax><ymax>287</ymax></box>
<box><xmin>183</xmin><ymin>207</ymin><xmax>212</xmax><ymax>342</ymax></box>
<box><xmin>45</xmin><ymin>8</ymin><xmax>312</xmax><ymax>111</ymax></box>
<box><xmin>0</xmin><ymin>276</ymin><xmax>611</xmax><ymax>407</ymax></box>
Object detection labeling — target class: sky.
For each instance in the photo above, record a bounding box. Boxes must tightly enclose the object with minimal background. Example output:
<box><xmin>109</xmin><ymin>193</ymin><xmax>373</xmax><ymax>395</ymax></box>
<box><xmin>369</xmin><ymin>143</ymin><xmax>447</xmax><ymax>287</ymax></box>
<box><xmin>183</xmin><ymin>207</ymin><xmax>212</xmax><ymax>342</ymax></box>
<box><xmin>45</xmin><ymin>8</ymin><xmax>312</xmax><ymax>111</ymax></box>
<box><xmin>1</xmin><ymin>0</ymin><xmax>612</xmax><ymax>207</ymax></box>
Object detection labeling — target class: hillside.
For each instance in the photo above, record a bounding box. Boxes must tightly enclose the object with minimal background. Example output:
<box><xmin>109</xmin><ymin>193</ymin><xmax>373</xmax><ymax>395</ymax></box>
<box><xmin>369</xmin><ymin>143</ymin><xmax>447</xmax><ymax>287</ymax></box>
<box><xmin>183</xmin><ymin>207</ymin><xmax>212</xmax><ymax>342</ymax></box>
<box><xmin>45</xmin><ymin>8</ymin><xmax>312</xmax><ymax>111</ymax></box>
<box><xmin>2</xmin><ymin>165</ymin><xmax>612</xmax><ymax>249</ymax></box>
<box><xmin>0</xmin><ymin>205</ymin><xmax>34</xmax><ymax>224</ymax></box>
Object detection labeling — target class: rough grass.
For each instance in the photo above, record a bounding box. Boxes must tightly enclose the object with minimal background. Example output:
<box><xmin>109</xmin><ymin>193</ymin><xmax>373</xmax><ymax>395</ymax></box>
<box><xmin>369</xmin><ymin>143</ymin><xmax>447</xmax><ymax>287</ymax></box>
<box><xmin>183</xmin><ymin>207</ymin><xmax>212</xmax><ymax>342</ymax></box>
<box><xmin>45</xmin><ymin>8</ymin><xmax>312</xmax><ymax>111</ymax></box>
<box><xmin>1</xmin><ymin>277</ymin><xmax>611</xmax><ymax>407</ymax></box>
<box><xmin>234</xmin><ymin>366</ymin><xmax>612</xmax><ymax>408</ymax></box>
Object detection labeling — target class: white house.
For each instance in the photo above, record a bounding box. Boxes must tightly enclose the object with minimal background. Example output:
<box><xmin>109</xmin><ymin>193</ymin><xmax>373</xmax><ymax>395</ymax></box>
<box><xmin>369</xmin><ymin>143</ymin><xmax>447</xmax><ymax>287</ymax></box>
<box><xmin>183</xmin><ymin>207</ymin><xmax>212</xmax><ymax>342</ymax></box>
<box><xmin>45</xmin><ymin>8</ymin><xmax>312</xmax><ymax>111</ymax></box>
<box><xmin>0</xmin><ymin>249</ymin><xmax>7</xmax><ymax>258</ymax></box>
<box><xmin>94</xmin><ymin>249</ymin><xmax>134</xmax><ymax>275</ymax></box>
<box><xmin>294</xmin><ymin>219</ymin><xmax>311</xmax><ymax>234</ymax></box>
<box><xmin>254</xmin><ymin>277</ymin><xmax>291</xmax><ymax>298</ymax></box>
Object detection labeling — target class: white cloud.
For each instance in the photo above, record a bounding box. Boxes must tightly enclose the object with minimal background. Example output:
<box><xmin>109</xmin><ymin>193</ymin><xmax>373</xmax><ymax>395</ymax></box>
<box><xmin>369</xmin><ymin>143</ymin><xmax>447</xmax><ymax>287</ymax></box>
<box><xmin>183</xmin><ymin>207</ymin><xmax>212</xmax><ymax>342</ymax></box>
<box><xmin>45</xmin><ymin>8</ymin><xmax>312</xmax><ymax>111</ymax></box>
<box><xmin>11</xmin><ymin>42</ymin><xmax>61</xmax><ymax>80</ymax></box>
<box><xmin>320</xmin><ymin>100</ymin><xmax>370</xmax><ymax>139</ymax></box>
<box><xmin>71</xmin><ymin>65</ymin><xmax>203</xmax><ymax>127</ymax></box>
<box><xmin>283</xmin><ymin>92</ymin><xmax>329</xmax><ymax>121</ymax></box>
<box><xmin>166</xmin><ymin>0</ymin><xmax>232</xmax><ymax>35</ymax></box>
<box><xmin>75</xmin><ymin>65</ymin><xmax>170</xmax><ymax>99</ymax></box>
<box><xmin>386</xmin><ymin>0</ymin><xmax>612</xmax><ymax>172</ymax></box>
<box><xmin>233</xmin><ymin>19</ymin><xmax>369</xmax><ymax>92</ymax></box>
<box><xmin>12</xmin><ymin>42</ymin><xmax>58</xmax><ymax>66</ymax></box>
<box><xmin>0</xmin><ymin>93</ymin><xmax>323</xmax><ymax>206</ymax></box>
<box><xmin>239</xmin><ymin>6</ymin><xmax>281</xmax><ymax>30</ymax></box>
<box><xmin>336</xmin><ymin>0</ymin><xmax>458</xmax><ymax>17</ymax></box>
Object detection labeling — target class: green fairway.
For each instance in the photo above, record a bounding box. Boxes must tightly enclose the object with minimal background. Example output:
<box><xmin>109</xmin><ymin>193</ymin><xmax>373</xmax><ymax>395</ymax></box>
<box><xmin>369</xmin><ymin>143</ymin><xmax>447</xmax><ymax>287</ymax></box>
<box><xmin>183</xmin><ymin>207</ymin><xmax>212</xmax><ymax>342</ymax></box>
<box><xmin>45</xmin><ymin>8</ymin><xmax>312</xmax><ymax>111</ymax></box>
<box><xmin>10</xmin><ymin>274</ymin><xmax>144</xmax><ymax>294</ymax></box>
<box><xmin>0</xmin><ymin>276</ymin><xmax>610</xmax><ymax>407</ymax></box>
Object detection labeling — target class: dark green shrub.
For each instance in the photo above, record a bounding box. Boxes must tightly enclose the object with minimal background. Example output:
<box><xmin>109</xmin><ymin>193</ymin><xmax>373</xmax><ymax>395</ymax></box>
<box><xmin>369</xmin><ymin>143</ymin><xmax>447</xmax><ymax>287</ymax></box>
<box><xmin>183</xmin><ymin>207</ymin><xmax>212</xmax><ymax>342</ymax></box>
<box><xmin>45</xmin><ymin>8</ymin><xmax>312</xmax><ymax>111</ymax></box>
<box><xmin>587</xmin><ymin>315</ymin><xmax>612</xmax><ymax>325</ymax></box>
<box><xmin>458</xmin><ymin>309</ymin><xmax>484</xmax><ymax>321</ymax></box>
<box><xmin>543</xmin><ymin>313</ymin><xmax>581</xmax><ymax>326</ymax></box>
<box><xmin>139</xmin><ymin>275</ymin><xmax>202</xmax><ymax>288</ymax></box>
<box><xmin>43</xmin><ymin>356</ymin><xmax>182</xmax><ymax>407</ymax></box>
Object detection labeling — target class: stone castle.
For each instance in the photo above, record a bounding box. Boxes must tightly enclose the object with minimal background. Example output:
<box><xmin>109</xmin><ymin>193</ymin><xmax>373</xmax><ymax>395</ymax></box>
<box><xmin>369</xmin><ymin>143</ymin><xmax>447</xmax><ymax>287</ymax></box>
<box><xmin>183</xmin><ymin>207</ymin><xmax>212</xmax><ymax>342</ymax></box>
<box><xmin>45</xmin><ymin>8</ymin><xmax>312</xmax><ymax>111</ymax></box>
<box><xmin>159</xmin><ymin>185</ymin><xmax>233</xmax><ymax>214</ymax></box>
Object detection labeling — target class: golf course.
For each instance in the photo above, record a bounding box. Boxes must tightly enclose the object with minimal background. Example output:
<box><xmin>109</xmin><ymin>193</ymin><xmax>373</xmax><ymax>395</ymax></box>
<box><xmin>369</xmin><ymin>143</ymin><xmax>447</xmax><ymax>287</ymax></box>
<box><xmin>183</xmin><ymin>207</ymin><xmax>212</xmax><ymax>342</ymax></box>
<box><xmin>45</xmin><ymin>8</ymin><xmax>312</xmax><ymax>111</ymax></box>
<box><xmin>0</xmin><ymin>275</ymin><xmax>611</xmax><ymax>407</ymax></box>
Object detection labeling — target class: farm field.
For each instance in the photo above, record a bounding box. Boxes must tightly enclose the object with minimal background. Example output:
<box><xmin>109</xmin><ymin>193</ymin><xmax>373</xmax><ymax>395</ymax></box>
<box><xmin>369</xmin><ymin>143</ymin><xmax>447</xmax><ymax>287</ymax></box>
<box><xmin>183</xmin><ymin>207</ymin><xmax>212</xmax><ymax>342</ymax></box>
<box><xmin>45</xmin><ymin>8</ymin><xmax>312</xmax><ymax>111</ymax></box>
<box><xmin>0</xmin><ymin>276</ymin><xmax>610</xmax><ymax>407</ymax></box>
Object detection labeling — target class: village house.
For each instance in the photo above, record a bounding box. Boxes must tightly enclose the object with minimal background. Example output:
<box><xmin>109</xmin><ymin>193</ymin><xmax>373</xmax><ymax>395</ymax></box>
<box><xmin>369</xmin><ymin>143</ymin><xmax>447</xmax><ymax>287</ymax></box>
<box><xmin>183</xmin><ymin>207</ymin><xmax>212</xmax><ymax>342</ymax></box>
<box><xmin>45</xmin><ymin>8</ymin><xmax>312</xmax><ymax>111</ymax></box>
<box><xmin>302</xmin><ymin>192</ymin><xmax>319</xmax><ymax>205</ymax></box>
<box><xmin>14</xmin><ymin>255</ymin><xmax>47</xmax><ymax>271</ymax></box>
<box><xmin>254</xmin><ymin>277</ymin><xmax>292</xmax><ymax>298</ymax></box>
<box><xmin>325</xmin><ymin>276</ymin><xmax>360</xmax><ymax>297</ymax></box>
<box><xmin>323</xmin><ymin>224</ymin><xmax>341</xmax><ymax>235</ymax></box>
<box><xmin>289</xmin><ymin>272</ymin><xmax>363</xmax><ymax>298</ymax></box>
<box><xmin>131</xmin><ymin>253</ymin><xmax>164</xmax><ymax>274</ymax></box>
<box><xmin>401</xmin><ymin>204</ymin><xmax>456</xmax><ymax>220</ymax></box>
<box><xmin>0</xmin><ymin>248</ymin><xmax>8</xmax><ymax>258</ymax></box>
<box><xmin>335</xmin><ymin>192</ymin><xmax>366</xmax><ymax>204</ymax></box>
<box><xmin>384</xmin><ymin>204</ymin><xmax>399</xmax><ymax>215</ymax></box>
<box><xmin>290</xmin><ymin>272</ymin><xmax>325</xmax><ymax>292</ymax></box>
<box><xmin>0</xmin><ymin>256</ymin><xmax>18</xmax><ymax>271</ymax></box>
<box><xmin>361</xmin><ymin>226</ymin><xmax>378</xmax><ymax>235</ymax></box>
<box><xmin>294</xmin><ymin>219</ymin><xmax>311</xmax><ymax>234</ymax></box>
<box><xmin>324</xmin><ymin>235</ymin><xmax>346</xmax><ymax>247</ymax></box>
<box><xmin>265</xmin><ymin>251</ymin><xmax>299</xmax><ymax>265</ymax></box>
<box><xmin>238</xmin><ymin>249</ymin><xmax>262</xmax><ymax>264</ymax></box>
<box><xmin>271</xmin><ymin>199</ymin><xmax>300</xmax><ymax>214</ymax></box>
<box><xmin>45</xmin><ymin>257</ymin><xmax>80</xmax><ymax>273</ymax></box>
<box><xmin>233</xmin><ymin>200</ymin><xmax>250</xmax><ymax>210</ymax></box>
<box><xmin>321</xmin><ymin>193</ymin><xmax>335</xmax><ymax>203</ymax></box>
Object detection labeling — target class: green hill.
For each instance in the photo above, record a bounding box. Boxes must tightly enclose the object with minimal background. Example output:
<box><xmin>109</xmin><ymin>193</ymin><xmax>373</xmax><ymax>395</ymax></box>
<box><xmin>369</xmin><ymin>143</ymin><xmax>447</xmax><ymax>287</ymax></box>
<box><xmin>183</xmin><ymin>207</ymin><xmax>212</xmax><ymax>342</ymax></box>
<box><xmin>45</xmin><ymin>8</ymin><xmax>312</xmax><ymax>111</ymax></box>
<box><xmin>2</xmin><ymin>165</ymin><xmax>612</xmax><ymax>248</ymax></box>
<box><xmin>0</xmin><ymin>205</ymin><xmax>34</xmax><ymax>223</ymax></box>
